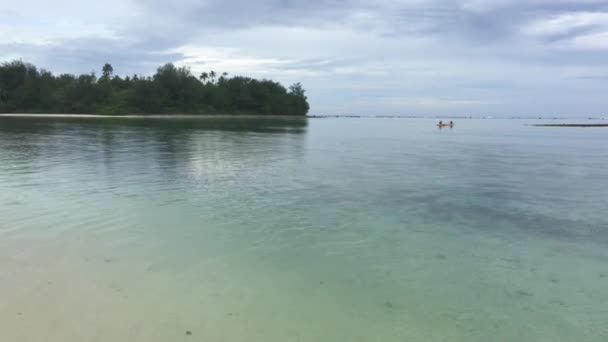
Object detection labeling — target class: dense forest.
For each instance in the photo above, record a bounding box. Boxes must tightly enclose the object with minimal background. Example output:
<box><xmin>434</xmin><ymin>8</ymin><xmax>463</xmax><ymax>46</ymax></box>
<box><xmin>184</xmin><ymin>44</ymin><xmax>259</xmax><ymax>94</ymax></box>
<box><xmin>0</xmin><ymin>60</ymin><xmax>309</xmax><ymax>116</ymax></box>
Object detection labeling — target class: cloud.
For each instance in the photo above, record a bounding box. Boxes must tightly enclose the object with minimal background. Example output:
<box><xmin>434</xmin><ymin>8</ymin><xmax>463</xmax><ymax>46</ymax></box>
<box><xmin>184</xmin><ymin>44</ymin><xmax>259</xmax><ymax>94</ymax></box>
<box><xmin>2</xmin><ymin>0</ymin><xmax>608</xmax><ymax>116</ymax></box>
<box><xmin>522</xmin><ymin>11</ymin><xmax>608</xmax><ymax>37</ymax></box>
<box><xmin>568</xmin><ymin>30</ymin><xmax>608</xmax><ymax>50</ymax></box>
<box><xmin>522</xmin><ymin>11</ymin><xmax>608</xmax><ymax>51</ymax></box>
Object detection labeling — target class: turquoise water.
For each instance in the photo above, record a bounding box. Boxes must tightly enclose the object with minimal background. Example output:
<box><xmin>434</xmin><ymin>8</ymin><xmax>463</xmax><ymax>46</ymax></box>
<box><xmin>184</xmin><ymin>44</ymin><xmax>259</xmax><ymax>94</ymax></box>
<box><xmin>1</xmin><ymin>117</ymin><xmax>607</xmax><ymax>341</ymax></box>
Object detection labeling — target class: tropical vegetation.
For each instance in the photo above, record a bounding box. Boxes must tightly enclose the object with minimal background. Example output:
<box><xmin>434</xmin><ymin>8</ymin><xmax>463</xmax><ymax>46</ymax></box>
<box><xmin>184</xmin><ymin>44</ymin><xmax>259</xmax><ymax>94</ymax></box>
<box><xmin>0</xmin><ymin>60</ymin><xmax>309</xmax><ymax>116</ymax></box>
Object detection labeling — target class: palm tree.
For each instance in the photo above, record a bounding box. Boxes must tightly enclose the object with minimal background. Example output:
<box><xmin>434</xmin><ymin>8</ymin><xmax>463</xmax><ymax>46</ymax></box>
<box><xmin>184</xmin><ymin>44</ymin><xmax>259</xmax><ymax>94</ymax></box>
<box><xmin>199</xmin><ymin>72</ymin><xmax>209</xmax><ymax>84</ymax></box>
<box><xmin>210</xmin><ymin>70</ymin><xmax>217</xmax><ymax>84</ymax></box>
<box><xmin>219</xmin><ymin>72</ymin><xmax>228</xmax><ymax>84</ymax></box>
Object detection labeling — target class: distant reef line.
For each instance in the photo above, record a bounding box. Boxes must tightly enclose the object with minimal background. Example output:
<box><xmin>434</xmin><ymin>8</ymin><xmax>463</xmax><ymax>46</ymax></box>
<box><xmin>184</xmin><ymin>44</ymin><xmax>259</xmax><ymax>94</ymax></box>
<box><xmin>533</xmin><ymin>124</ymin><xmax>608</xmax><ymax>127</ymax></box>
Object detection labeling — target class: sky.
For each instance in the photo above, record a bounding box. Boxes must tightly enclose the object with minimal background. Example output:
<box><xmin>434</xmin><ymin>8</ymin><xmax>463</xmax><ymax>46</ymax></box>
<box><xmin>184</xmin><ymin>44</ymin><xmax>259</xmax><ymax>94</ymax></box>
<box><xmin>1</xmin><ymin>0</ymin><xmax>608</xmax><ymax>117</ymax></box>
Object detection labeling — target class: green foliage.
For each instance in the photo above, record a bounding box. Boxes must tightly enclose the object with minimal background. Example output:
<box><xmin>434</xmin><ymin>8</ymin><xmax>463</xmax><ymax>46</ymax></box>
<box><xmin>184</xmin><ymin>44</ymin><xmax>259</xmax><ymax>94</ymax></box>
<box><xmin>101</xmin><ymin>63</ymin><xmax>114</xmax><ymax>82</ymax></box>
<box><xmin>0</xmin><ymin>60</ymin><xmax>310</xmax><ymax>116</ymax></box>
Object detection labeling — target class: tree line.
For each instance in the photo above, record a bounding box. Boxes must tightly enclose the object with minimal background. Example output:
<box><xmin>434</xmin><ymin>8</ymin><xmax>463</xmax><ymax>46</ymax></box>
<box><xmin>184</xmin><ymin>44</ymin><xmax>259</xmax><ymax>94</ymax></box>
<box><xmin>0</xmin><ymin>60</ymin><xmax>309</xmax><ymax>116</ymax></box>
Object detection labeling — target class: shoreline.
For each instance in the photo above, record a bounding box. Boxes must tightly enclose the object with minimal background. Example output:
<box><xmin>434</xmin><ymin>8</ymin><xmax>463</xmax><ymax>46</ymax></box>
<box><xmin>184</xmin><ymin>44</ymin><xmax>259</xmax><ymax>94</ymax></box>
<box><xmin>0</xmin><ymin>113</ymin><xmax>308</xmax><ymax>120</ymax></box>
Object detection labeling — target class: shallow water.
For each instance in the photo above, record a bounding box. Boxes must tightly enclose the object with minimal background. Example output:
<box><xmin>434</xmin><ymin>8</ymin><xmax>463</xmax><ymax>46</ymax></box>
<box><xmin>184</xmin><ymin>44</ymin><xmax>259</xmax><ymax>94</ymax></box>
<box><xmin>1</xmin><ymin>117</ymin><xmax>607</xmax><ymax>341</ymax></box>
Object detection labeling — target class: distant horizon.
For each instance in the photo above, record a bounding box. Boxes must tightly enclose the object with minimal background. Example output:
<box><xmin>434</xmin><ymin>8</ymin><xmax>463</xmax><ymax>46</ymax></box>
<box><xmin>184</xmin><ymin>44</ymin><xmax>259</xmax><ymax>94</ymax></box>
<box><xmin>1</xmin><ymin>112</ymin><xmax>606</xmax><ymax>121</ymax></box>
<box><xmin>307</xmin><ymin>114</ymin><xmax>608</xmax><ymax>120</ymax></box>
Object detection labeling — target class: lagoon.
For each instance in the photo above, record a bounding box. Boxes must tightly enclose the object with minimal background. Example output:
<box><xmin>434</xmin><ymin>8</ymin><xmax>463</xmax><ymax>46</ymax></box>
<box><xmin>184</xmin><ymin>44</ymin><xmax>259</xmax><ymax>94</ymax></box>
<box><xmin>1</xmin><ymin>117</ymin><xmax>607</xmax><ymax>341</ymax></box>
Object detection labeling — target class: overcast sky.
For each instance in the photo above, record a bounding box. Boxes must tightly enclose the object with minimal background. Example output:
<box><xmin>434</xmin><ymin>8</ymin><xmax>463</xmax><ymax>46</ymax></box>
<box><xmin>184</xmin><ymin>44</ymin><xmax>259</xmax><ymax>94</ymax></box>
<box><xmin>1</xmin><ymin>0</ymin><xmax>608</xmax><ymax>116</ymax></box>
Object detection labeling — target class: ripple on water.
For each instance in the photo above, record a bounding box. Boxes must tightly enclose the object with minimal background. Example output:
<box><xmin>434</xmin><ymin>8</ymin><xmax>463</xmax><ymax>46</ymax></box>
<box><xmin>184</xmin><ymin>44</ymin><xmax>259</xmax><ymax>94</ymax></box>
<box><xmin>1</xmin><ymin>117</ymin><xmax>607</xmax><ymax>342</ymax></box>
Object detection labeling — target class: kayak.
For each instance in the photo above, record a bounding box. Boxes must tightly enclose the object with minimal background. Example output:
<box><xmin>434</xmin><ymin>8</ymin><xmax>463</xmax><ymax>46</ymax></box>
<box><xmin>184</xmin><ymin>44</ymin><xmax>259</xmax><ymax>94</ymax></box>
<box><xmin>437</xmin><ymin>123</ymin><xmax>454</xmax><ymax>128</ymax></box>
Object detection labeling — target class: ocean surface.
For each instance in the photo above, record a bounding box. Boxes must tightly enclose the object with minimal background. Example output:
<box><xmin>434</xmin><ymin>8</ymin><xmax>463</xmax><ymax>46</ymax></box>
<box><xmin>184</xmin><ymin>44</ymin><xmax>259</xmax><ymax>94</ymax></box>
<box><xmin>1</xmin><ymin>116</ymin><xmax>607</xmax><ymax>342</ymax></box>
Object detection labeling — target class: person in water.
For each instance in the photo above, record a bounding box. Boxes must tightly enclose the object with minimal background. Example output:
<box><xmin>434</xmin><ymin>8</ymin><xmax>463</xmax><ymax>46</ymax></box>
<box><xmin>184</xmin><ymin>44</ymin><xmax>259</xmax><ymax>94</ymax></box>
<box><xmin>438</xmin><ymin>120</ymin><xmax>443</xmax><ymax>126</ymax></box>
<box><xmin>449</xmin><ymin>120</ymin><xmax>454</xmax><ymax>127</ymax></box>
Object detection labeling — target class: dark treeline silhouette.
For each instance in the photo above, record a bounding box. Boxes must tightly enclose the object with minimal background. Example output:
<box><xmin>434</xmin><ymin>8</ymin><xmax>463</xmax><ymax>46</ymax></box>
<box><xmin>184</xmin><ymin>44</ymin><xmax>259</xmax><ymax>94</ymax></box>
<box><xmin>0</xmin><ymin>60</ymin><xmax>309</xmax><ymax>116</ymax></box>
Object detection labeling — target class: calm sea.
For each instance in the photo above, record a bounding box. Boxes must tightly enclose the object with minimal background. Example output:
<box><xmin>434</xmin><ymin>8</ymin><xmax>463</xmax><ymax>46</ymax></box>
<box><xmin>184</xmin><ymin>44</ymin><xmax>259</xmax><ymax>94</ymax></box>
<box><xmin>1</xmin><ymin>117</ymin><xmax>607</xmax><ymax>341</ymax></box>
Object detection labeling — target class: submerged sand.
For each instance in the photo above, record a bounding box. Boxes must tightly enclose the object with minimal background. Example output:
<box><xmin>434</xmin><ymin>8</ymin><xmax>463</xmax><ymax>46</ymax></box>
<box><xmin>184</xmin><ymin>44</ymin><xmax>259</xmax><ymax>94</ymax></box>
<box><xmin>2</xmin><ymin>117</ymin><xmax>608</xmax><ymax>342</ymax></box>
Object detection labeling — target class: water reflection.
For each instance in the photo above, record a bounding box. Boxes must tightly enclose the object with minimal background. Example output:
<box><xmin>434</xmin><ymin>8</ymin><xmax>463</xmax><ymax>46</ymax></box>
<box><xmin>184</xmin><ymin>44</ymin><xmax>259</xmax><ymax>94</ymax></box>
<box><xmin>0</xmin><ymin>117</ymin><xmax>308</xmax><ymax>199</ymax></box>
